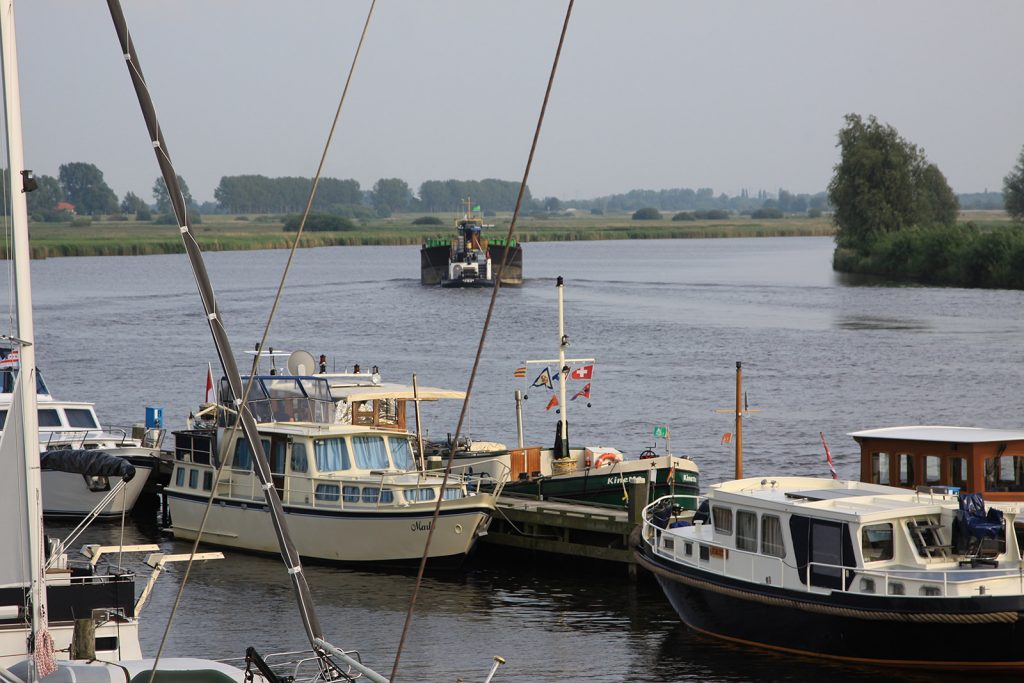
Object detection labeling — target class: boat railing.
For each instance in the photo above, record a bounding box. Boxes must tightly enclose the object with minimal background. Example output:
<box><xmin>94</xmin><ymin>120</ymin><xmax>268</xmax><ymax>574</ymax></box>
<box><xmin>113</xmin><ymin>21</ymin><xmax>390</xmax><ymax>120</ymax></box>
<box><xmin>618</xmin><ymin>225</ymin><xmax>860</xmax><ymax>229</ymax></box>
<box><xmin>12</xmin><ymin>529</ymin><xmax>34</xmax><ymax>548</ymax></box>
<box><xmin>804</xmin><ymin>560</ymin><xmax>1021</xmax><ymax>598</ymax></box>
<box><xmin>217</xmin><ymin>648</ymin><xmax>367</xmax><ymax>683</ymax></box>
<box><xmin>40</xmin><ymin>427</ymin><xmax>136</xmax><ymax>449</ymax></box>
<box><xmin>423</xmin><ymin>455</ymin><xmax>512</xmax><ymax>496</ymax></box>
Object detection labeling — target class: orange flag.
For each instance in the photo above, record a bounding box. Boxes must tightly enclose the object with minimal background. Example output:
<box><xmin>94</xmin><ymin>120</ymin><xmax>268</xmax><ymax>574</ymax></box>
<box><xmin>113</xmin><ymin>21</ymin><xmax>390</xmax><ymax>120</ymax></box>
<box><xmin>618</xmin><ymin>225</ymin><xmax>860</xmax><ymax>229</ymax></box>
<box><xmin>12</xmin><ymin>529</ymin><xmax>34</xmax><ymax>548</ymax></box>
<box><xmin>546</xmin><ymin>395</ymin><xmax>559</xmax><ymax>411</ymax></box>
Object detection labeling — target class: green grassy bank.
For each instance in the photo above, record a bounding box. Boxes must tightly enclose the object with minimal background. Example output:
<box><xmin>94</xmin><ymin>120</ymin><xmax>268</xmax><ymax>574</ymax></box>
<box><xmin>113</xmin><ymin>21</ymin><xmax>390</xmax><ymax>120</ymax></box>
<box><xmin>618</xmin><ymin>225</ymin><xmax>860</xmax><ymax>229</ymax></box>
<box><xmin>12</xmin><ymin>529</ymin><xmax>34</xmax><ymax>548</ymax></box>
<box><xmin>11</xmin><ymin>212</ymin><xmax>837</xmax><ymax>259</ymax></box>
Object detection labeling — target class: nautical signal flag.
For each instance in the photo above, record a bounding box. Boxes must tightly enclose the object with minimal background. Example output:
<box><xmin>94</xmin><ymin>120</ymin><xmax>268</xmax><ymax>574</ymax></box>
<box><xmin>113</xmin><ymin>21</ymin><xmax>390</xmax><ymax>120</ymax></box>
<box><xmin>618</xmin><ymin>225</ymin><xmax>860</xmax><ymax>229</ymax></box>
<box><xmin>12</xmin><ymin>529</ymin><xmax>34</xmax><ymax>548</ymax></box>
<box><xmin>571</xmin><ymin>383</ymin><xmax>591</xmax><ymax>401</ymax></box>
<box><xmin>0</xmin><ymin>347</ymin><xmax>19</xmax><ymax>369</ymax></box>
<box><xmin>205</xmin><ymin>362</ymin><xmax>215</xmax><ymax>403</ymax></box>
<box><xmin>546</xmin><ymin>395</ymin><xmax>559</xmax><ymax>411</ymax></box>
<box><xmin>721</xmin><ymin>432</ymin><xmax>733</xmax><ymax>445</ymax></box>
<box><xmin>513</xmin><ymin>366</ymin><xmax>527</xmax><ymax>379</ymax></box>
<box><xmin>570</xmin><ymin>364</ymin><xmax>593</xmax><ymax>380</ymax></box>
<box><xmin>531</xmin><ymin>367</ymin><xmax>554</xmax><ymax>390</ymax></box>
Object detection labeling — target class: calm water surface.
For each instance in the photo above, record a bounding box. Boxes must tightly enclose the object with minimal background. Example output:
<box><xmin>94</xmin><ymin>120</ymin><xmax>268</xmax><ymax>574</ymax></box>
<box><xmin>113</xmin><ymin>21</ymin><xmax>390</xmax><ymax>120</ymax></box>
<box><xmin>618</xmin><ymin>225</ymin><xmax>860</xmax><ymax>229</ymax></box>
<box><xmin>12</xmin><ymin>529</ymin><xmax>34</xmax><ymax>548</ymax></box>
<box><xmin>19</xmin><ymin>236</ymin><xmax>1024</xmax><ymax>682</ymax></box>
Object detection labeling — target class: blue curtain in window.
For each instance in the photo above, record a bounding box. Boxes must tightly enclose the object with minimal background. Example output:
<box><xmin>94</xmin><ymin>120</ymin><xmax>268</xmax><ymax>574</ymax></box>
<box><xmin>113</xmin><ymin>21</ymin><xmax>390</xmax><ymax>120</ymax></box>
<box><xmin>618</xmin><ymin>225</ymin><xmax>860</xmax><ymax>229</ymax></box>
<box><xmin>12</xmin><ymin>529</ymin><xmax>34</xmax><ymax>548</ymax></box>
<box><xmin>353</xmin><ymin>436</ymin><xmax>389</xmax><ymax>469</ymax></box>
<box><xmin>234</xmin><ymin>439</ymin><xmax>253</xmax><ymax>470</ymax></box>
<box><xmin>315</xmin><ymin>438</ymin><xmax>350</xmax><ymax>472</ymax></box>
<box><xmin>389</xmin><ymin>438</ymin><xmax>415</xmax><ymax>470</ymax></box>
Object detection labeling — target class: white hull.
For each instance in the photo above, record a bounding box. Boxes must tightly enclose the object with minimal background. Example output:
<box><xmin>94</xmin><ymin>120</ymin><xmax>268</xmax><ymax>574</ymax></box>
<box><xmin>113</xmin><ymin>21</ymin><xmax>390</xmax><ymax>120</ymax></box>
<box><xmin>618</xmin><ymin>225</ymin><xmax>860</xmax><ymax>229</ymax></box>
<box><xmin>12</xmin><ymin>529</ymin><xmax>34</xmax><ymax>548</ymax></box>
<box><xmin>42</xmin><ymin>464</ymin><xmax>152</xmax><ymax>518</ymax></box>
<box><xmin>0</xmin><ymin>619</ymin><xmax>141</xmax><ymax>668</ymax></box>
<box><xmin>168</xmin><ymin>491</ymin><xmax>496</xmax><ymax>564</ymax></box>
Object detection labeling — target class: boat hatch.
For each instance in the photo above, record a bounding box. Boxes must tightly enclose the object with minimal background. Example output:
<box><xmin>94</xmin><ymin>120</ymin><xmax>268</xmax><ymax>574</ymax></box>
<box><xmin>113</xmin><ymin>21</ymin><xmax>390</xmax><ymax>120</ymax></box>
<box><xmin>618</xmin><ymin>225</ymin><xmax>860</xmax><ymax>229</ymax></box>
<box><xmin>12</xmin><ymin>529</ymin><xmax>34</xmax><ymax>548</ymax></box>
<box><xmin>785</xmin><ymin>488</ymin><xmax>879</xmax><ymax>502</ymax></box>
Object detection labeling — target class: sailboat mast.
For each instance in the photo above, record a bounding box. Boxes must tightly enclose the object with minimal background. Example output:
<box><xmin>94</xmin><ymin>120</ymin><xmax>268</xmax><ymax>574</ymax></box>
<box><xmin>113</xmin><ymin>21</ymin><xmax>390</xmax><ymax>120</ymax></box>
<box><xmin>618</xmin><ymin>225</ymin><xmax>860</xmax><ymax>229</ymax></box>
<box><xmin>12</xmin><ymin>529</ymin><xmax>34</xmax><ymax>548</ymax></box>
<box><xmin>0</xmin><ymin>0</ymin><xmax>48</xmax><ymax>663</ymax></box>
<box><xmin>556</xmin><ymin>276</ymin><xmax>568</xmax><ymax>457</ymax></box>
<box><xmin>103</xmin><ymin>0</ymin><xmax>325</xmax><ymax>647</ymax></box>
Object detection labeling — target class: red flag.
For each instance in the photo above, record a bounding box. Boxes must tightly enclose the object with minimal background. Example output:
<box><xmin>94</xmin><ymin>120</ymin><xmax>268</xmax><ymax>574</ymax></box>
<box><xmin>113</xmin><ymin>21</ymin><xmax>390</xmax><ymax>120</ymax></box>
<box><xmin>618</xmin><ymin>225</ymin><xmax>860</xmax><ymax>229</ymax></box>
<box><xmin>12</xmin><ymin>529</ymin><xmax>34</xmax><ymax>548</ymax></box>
<box><xmin>821</xmin><ymin>432</ymin><xmax>838</xmax><ymax>480</ymax></box>
<box><xmin>570</xmin><ymin>364</ymin><xmax>593</xmax><ymax>380</ymax></box>
<box><xmin>721</xmin><ymin>432</ymin><xmax>732</xmax><ymax>445</ymax></box>
<box><xmin>545</xmin><ymin>395</ymin><xmax>559</xmax><ymax>411</ymax></box>
<box><xmin>205</xmin><ymin>362</ymin><xmax>214</xmax><ymax>403</ymax></box>
<box><xmin>571</xmin><ymin>383</ymin><xmax>591</xmax><ymax>401</ymax></box>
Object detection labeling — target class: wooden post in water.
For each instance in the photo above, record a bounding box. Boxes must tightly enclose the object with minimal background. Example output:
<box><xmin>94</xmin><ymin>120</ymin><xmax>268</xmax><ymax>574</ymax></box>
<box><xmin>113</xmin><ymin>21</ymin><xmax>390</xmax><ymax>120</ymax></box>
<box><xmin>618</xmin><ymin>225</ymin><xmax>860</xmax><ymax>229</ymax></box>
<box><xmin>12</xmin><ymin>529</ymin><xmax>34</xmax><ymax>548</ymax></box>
<box><xmin>735</xmin><ymin>361</ymin><xmax>743</xmax><ymax>479</ymax></box>
<box><xmin>514</xmin><ymin>390</ymin><xmax>524</xmax><ymax>449</ymax></box>
<box><xmin>412</xmin><ymin>374</ymin><xmax>425</xmax><ymax>471</ymax></box>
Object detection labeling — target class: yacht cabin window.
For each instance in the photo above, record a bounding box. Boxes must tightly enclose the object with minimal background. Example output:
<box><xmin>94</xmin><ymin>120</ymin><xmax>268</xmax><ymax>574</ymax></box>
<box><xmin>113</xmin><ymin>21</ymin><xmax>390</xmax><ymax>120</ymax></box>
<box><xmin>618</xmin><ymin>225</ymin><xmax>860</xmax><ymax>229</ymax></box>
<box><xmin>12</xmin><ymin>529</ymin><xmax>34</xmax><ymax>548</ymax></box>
<box><xmin>761</xmin><ymin>515</ymin><xmax>786</xmax><ymax>558</ymax></box>
<box><xmin>443</xmin><ymin>488</ymin><xmax>465</xmax><ymax>500</ymax></box>
<box><xmin>871</xmin><ymin>452</ymin><xmax>890</xmax><ymax>485</ymax></box>
<box><xmin>203</xmin><ymin>471</ymin><xmax>213</xmax><ymax>491</ymax></box>
<box><xmin>735</xmin><ymin>511</ymin><xmax>757</xmax><ymax>551</ymax></box>
<box><xmin>986</xmin><ymin>455</ymin><xmax>1024</xmax><ymax>492</ymax></box>
<box><xmin>37</xmin><ymin>409</ymin><xmax>61</xmax><ymax>427</ymax></box>
<box><xmin>175</xmin><ymin>468</ymin><xmax>185</xmax><ymax>487</ymax></box>
<box><xmin>389</xmin><ymin>437</ymin><xmax>415</xmax><ymax>470</ymax></box>
<box><xmin>352</xmin><ymin>436</ymin><xmax>389</xmax><ymax>469</ymax></box>
<box><xmin>233</xmin><ymin>437</ymin><xmax>269</xmax><ymax>470</ymax></box>
<box><xmin>314</xmin><ymin>438</ymin><xmax>350</xmax><ymax>472</ymax></box>
<box><xmin>291</xmin><ymin>443</ymin><xmax>308</xmax><ymax>474</ymax></box>
<box><xmin>405</xmin><ymin>488</ymin><xmax>436</xmax><ymax>503</ymax></box>
<box><xmin>924</xmin><ymin>456</ymin><xmax>941</xmax><ymax>485</ymax></box>
<box><xmin>861</xmin><ymin>523</ymin><xmax>894</xmax><ymax>562</ymax></box>
<box><xmin>189</xmin><ymin>469</ymin><xmax>199</xmax><ymax>488</ymax></box>
<box><xmin>65</xmin><ymin>408</ymin><xmax>98</xmax><ymax>429</ymax></box>
<box><xmin>897</xmin><ymin>454</ymin><xmax>914</xmax><ymax>487</ymax></box>
<box><xmin>951</xmin><ymin>456</ymin><xmax>967</xmax><ymax>489</ymax></box>
<box><xmin>315</xmin><ymin>483</ymin><xmax>340</xmax><ymax>502</ymax></box>
<box><xmin>0</xmin><ymin>410</ymin><xmax>5</xmax><ymax>429</ymax></box>
<box><xmin>712</xmin><ymin>506</ymin><xmax>733</xmax><ymax>535</ymax></box>
<box><xmin>343</xmin><ymin>486</ymin><xmax>360</xmax><ymax>503</ymax></box>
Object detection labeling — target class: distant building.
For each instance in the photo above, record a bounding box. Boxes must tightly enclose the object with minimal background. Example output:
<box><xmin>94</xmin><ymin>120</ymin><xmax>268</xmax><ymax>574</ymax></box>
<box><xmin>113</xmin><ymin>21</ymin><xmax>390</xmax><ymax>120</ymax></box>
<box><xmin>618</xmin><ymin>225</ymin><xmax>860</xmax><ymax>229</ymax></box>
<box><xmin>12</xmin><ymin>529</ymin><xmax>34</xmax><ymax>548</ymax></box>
<box><xmin>55</xmin><ymin>201</ymin><xmax>76</xmax><ymax>215</ymax></box>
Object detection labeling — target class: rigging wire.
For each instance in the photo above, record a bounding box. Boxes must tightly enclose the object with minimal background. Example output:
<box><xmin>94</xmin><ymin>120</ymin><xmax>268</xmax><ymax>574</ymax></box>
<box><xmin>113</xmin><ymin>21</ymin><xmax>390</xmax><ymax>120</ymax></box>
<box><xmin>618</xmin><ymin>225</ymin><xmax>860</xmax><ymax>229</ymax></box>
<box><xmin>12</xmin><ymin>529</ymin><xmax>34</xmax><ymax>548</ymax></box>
<box><xmin>389</xmin><ymin>2</ymin><xmax>576</xmax><ymax>681</ymax></box>
<box><xmin>101</xmin><ymin>1</ymin><xmax>380</xmax><ymax>680</ymax></box>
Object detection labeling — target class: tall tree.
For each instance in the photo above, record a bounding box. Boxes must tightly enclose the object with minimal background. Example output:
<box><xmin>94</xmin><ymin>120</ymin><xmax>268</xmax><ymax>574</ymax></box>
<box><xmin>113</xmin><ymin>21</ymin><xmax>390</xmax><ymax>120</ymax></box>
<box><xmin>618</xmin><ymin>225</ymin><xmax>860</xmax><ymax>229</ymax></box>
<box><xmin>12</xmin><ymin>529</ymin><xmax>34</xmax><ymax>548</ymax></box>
<box><xmin>1004</xmin><ymin>145</ymin><xmax>1024</xmax><ymax>222</ymax></box>
<box><xmin>371</xmin><ymin>178</ymin><xmax>412</xmax><ymax>217</ymax></box>
<box><xmin>58</xmin><ymin>162</ymin><xmax>118</xmax><ymax>215</ymax></box>
<box><xmin>153</xmin><ymin>175</ymin><xmax>195</xmax><ymax>213</ymax></box>
<box><xmin>828</xmin><ymin>114</ymin><xmax>956</xmax><ymax>251</ymax></box>
<box><xmin>26</xmin><ymin>174</ymin><xmax>63</xmax><ymax>216</ymax></box>
<box><xmin>121</xmin><ymin>191</ymin><xmax>148</xmax><ymax>214</ymax></box>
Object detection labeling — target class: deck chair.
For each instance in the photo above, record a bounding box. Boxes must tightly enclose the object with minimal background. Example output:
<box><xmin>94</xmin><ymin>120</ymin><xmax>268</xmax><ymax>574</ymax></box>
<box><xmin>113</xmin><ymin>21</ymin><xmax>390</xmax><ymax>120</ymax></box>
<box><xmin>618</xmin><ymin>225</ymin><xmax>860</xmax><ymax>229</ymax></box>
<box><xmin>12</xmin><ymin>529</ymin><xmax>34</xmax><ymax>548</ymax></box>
<box><xmin>956</xmin><ymin>493</ymin><xmax>1004</xmax><ymax>565</ymax></box>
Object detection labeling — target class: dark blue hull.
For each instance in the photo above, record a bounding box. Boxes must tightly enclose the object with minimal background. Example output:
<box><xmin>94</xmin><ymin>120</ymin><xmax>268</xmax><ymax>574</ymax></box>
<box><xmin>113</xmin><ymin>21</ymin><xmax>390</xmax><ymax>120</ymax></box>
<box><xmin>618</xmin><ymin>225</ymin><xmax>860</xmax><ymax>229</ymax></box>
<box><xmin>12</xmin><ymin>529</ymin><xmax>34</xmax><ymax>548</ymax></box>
<box><xmin>635</xmin><ymin>544</ymin><xmax>1024</xmax><ymax>670</ymax></box>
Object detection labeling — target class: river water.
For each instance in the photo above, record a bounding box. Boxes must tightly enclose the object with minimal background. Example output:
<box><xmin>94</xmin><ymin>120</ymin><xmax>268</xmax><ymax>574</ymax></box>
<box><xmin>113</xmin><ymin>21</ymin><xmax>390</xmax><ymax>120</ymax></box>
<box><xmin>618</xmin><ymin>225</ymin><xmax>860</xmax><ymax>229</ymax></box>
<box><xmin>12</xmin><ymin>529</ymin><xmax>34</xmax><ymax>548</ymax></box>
<box><xmin>19</xmin><ymin>236</ymin><xmax>1024</xmax><ymax>682</ymax></box>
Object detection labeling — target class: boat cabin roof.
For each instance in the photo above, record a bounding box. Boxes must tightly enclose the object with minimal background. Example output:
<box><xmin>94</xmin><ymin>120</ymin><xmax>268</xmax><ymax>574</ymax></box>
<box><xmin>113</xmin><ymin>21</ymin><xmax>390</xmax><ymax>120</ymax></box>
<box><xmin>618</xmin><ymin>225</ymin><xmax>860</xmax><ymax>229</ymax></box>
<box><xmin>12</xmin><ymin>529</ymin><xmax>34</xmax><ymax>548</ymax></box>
<box><xmin>709</xmin><ymin>477</ymin><xmax>950</xmax><ymax>524</ymax></box>
<box><xmin>328</xmin><ymin>382</ymin><xmax>464</xmax><ymax>403</ymax></box>
<box><xmin>849</xmin><ymin>425</ymin><xmax>1024</xmax><ymax>444</ymax></box>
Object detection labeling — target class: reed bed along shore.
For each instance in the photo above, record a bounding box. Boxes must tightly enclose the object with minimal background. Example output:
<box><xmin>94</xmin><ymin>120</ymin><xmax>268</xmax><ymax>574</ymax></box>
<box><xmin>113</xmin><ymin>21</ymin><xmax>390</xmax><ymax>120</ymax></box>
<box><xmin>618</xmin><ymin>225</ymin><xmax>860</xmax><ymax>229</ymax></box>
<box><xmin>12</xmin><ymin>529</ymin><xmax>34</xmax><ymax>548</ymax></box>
<box><xmin>9</xmin><ymin>212</ymin><xmax>845</xmax><ymax>259</ymax></box>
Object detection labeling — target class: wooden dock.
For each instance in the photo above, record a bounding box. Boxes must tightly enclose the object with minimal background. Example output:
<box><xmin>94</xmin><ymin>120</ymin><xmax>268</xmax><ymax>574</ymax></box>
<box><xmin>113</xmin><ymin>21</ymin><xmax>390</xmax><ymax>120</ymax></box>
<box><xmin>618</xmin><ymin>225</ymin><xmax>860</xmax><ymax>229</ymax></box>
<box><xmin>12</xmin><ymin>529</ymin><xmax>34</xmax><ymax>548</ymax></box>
<box><xmin>479</xmin><ymin>482</ymin><xmax>650</xmax><ymax>573</ymax></box>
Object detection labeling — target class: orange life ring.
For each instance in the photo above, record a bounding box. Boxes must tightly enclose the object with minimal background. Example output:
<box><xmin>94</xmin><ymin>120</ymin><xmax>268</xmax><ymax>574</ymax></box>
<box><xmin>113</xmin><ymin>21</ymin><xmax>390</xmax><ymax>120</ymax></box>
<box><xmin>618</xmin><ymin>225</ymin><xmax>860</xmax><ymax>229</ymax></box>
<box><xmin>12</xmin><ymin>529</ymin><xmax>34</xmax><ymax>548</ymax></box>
<box><xmin>593</xmin><ymin>452</ymin><xmax>622</xmax><ymax>469</ymax></box>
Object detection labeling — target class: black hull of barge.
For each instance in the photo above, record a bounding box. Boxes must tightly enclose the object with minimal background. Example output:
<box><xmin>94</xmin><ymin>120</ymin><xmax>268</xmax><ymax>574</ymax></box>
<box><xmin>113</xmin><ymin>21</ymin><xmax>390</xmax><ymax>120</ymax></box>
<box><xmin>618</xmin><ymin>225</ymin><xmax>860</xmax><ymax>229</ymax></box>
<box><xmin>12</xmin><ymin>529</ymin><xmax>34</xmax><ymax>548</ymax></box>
<box><xmin>635</xmin><ymin>547</ymin><xmax>1024</xmax><ymax>670</ymax></box>
<box><xmin>420</xmin><ymin>243</ymin><xmax>523</xmax><ymax>286</ymax></box>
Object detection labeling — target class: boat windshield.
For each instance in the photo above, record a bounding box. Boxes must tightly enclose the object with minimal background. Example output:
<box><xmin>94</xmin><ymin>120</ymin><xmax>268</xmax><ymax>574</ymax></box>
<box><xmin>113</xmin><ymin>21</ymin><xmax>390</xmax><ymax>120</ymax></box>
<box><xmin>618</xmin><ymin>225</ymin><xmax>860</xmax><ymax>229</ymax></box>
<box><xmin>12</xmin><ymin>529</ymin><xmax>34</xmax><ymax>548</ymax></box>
<box><xmin>389</xmin><ymin>436</ymin><xmax>415</xmax><ymax>470</ymax></box>
<box><xmin>0</xmin><ymin>368</ymin><xmax>50</xmax><ymax>395</ymax></box>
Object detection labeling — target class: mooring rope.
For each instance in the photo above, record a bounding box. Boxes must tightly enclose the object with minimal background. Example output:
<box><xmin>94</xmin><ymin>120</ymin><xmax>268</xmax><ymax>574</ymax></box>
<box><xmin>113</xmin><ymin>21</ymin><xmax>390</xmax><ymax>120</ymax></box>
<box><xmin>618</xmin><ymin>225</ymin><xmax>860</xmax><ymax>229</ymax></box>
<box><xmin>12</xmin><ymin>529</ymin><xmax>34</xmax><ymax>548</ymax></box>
<box><xmin>389</xmin><ymin>3</ymin><xmax>576</xmax><ymax>681</ymax></box>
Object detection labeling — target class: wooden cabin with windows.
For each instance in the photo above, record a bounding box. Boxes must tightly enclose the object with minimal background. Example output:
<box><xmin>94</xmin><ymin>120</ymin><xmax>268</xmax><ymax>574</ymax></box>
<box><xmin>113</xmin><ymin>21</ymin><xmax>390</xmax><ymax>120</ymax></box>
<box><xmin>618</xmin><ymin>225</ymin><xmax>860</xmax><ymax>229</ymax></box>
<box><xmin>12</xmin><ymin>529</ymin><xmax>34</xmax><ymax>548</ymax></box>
<box><xmin>852</xmin><ymin>426</ymin><xmax>1024</xmax><ymax>503</ymax></box>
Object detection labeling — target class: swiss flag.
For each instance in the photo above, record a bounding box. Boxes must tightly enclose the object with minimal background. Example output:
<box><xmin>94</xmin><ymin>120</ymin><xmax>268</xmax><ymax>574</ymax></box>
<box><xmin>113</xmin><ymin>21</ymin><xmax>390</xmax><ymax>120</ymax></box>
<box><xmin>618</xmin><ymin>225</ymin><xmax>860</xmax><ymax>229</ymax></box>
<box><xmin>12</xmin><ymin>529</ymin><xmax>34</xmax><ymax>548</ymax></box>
<box><xmin>570</xmin><ymin>364</ymin><xmax>593</xmax><ymax>380</ymax></box>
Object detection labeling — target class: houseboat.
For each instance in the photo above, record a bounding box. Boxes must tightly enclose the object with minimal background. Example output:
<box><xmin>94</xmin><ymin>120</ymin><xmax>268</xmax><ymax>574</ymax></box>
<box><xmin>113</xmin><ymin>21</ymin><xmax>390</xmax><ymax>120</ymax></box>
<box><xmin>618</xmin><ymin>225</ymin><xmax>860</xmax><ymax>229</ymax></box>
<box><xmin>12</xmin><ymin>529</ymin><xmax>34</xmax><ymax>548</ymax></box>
<box><xmin>167</xmin><ymin>372</ymin><xmax>504</xmax><ymax>565</ymax></box>
<box><xmin>635</xmin><ymin>476</ymin><xmax>1024</xmax><ymax>669</ymax></box>
<box><xmin>420</xmin><ymin>200</ymin><xmax>523</xmax><ymax>287</ymax></box>
<box><xmin>853</xmin><ymin>426</ymin><xmax>1024</xmax><ymax>503</ymax></box>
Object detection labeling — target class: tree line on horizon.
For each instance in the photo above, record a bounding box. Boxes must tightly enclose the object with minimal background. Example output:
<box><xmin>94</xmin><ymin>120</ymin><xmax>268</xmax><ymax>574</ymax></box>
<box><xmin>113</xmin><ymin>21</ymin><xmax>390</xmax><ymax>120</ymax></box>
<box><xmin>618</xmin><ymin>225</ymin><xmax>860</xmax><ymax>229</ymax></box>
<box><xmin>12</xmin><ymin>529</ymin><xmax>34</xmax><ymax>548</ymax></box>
<box><xmin>1</xmin><ymin>161</ymin><xmax>1011</xmax><ymax>224</ymax></box>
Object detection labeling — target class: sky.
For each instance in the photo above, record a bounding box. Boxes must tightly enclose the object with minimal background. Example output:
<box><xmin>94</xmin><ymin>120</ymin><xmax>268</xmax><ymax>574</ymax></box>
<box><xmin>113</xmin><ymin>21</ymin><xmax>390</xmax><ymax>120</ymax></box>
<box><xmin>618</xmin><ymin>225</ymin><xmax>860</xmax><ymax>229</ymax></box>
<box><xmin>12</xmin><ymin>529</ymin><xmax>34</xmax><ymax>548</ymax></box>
<box><xmin>9</xmin><ymin>1</ymin><xmax>1024</xmax><ymax>205</ymax></box>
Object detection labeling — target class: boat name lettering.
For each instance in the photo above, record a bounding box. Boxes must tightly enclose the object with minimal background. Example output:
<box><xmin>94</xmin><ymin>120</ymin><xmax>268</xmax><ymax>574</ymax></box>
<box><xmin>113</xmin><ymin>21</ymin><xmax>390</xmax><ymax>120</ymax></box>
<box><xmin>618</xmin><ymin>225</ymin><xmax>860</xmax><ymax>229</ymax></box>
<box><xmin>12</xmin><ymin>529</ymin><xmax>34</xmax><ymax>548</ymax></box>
<box><xmin>608</xmin><ymin>476</ymin><xmax>646</xmax><ymax>485</ymax></box>
<box><xmin>411</xmin><ymin>520</ymin><xmax>434</xmax><ymax>532</ymax></box>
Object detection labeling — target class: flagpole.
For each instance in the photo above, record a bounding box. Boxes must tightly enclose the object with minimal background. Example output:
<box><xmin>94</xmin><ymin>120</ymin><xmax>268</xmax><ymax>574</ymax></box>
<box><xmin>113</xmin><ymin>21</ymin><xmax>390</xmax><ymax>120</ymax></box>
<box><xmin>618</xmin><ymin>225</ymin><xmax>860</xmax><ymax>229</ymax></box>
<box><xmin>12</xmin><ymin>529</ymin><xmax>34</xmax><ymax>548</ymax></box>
<box><xmin>556</xmin><ymin>276</ymin><xmax>568</xmax><ymax>458</ymax></box>
<box><xmin>735</xmin><ymin>361</ymin><xmax>743</xmax><ymax>479</ymax></box>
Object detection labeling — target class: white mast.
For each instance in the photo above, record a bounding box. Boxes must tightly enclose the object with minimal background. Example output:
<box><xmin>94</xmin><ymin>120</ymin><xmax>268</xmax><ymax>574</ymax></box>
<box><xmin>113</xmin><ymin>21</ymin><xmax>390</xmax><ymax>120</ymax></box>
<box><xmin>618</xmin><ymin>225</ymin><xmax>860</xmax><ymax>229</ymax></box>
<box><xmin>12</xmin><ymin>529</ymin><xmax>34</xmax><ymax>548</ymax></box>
<box><xmin>556</xmin><ymin>276</ymin><xmax>568</xmax><ymax>457</ymax></box>
<box><xmin>0</xmin><ymin>0</ymin><xmax>49</xmax><ymax>673</ymax></box>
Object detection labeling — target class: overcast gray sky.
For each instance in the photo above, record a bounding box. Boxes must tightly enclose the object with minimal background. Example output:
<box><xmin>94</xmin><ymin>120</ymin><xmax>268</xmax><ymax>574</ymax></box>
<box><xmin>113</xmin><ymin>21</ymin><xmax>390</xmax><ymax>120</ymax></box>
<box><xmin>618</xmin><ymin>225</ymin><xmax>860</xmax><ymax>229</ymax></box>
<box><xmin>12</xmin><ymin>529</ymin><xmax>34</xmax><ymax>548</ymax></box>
<box><xmin>12</xmin><ymin>1</ymin><xmax>1024</xmax><ymax>205</ymax></box>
